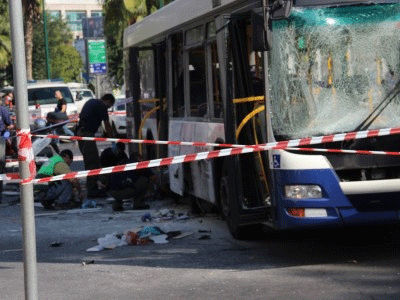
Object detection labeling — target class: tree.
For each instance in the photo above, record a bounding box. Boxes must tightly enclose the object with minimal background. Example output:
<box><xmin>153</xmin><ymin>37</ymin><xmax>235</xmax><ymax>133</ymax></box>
<box><xmin>22</xmin><ymin>0</ymin><xmax>41</xmax><ymax>81</ymax></box>
<box><xmin>103</xmin><ymin>0</ymin><xmax>174</xmax><ymax>86</ymax></box>
<box><xmin>0</xmin><ymin>0</ymin><xmax>11</xmax><ymax>69</ymax></box>
<box><xmin>32</xmin><ymin>14</ymin><xmax>83</xmax><ymax>81</ymax></box>
<box><xmin>50</xmin><ymin>45</ymin><xmax>83</xmax><ymax>82</ymax></box>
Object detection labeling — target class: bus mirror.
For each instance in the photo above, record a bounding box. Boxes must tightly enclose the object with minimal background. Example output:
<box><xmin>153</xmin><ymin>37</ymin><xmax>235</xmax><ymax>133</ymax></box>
<box><xmin>270</xmin><ymin>0</ymin><xmax>292</xmax><ymax>20</ymax></box>
<box><xmin>252</xmin><ymin>10</ymin><xmax>270</xmax><ymax>51</ymax></box>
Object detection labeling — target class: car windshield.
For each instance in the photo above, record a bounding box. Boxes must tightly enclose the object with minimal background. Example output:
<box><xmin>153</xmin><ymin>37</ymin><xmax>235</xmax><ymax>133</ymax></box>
<box><xmin>269</xmin><ymin>3</ymin><xmax>400</xmax><ymax>140</ymax></box>
<box><xmin>28</xmin><ymin>86</ymin><xmax>74</xmax><ymax>105</ymax></box>
<box><xmin>115</xmin><ymin>103</ymin><xmax>126</xmax><ymax>111</ymax></box>
<box><xmin>81</xmin><ymin>90</ymin><xmax>94</xmax><ymax>97</ymax></box>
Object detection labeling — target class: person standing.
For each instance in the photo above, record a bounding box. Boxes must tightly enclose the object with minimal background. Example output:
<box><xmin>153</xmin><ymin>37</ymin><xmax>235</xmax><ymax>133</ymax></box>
<box><xmin>36</xmin><ymin>149</ymin><xmax>83</xmax><ymax>210</ymax></box>
<box><xmin>3</xmin><ymin>91</ymin><xmax>13</xmax><ymax>109</ymax></box>
<box><xmin>0</xmin><ymin>100</ymin><xmax>13</xmax><ymax>204</ymax></box>
<box><xmin>76</xmin><ymin>93</ymin><xmax>115</xmax><ymax>198</ymax></box>
<box><xmin>54</xmin><ymin>90</ymin><xmax>74</xmax><ymax>136</ymax></box>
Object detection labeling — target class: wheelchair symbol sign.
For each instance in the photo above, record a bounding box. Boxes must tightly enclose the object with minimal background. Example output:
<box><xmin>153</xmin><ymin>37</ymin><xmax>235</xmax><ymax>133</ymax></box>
<box><xmin>273</xmin><ymin>154</ymin><xmax>281</xmax><ymax>168</ymax></box>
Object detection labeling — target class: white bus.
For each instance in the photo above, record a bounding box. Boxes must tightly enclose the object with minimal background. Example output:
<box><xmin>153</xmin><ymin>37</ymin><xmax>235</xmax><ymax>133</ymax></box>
<box><xmin>124</xmin><ymin>0</ymin><xmax>400</xmax><ymax>238</ymax></box>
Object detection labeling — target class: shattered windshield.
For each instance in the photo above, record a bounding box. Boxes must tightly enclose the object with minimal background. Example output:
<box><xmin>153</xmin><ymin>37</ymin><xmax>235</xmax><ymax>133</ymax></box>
<box><xmin>269</xmin><ymin>3</ymin><xmax>400</xmax><ymax>140</ymax></box>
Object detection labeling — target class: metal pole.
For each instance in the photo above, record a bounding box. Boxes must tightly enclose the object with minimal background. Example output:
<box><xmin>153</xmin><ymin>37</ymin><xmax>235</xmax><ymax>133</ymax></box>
<box><xmin>43</xmin><ymin>0</ymin><xmax>51</xmax><ymax>79</ymax></box>
<box><xmin>96</xmin><ymin>74</ymin><xmax>100</xmax><ymax>98</ymax></box>
<box><xmin>8</xmin><ymin>1</ymin><xmax>38</xmax><ymax>300</ymax></box>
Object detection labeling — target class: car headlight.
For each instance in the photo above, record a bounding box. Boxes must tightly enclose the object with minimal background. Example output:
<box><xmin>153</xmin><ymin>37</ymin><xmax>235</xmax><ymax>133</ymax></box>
<box><xmin>285</xmin><ymin>185</ymin><xmax>322</xmax><ymax>199</ymax></box>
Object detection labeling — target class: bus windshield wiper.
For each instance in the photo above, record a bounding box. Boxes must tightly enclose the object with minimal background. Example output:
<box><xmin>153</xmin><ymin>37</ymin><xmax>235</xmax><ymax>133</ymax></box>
<box><xmin>354</xmin><ymin>79</ymin><xmax>400</xmax><ymax>132</ymax></box>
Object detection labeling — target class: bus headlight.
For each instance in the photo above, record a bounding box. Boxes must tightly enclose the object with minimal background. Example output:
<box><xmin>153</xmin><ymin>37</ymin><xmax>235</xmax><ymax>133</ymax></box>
<box><xmin>285</xmin><ymin>185</ymin><xmax>322</xmax><ymax>199</ymax></box>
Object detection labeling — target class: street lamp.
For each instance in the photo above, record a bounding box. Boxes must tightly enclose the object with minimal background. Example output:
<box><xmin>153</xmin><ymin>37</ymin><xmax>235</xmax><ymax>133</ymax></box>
<box><xmin>43</xmin><ymin>0</ymin><xmax>51</xmax><ymax>79</ymax></box>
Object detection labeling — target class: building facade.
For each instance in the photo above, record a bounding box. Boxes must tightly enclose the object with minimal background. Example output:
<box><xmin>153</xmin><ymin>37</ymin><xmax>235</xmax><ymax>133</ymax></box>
<box><xmin>45</xmin><ymin>0</ymin><xmax>103</xmax><ymax>39</ymax></box>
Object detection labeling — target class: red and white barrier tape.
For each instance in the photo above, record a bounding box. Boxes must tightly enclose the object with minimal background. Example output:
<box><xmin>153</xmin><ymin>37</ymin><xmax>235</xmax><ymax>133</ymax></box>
<box><xmin>2</xmin><ymin>125</ymin><xmax>400</xmax><ymax>185</ymax></box>
<box><xmin>3</xmin><ymin>145</ymin><xmax>400</xmax><ymax>184</ymax></box>
<box><xmin>16</xmin><ymin>129</ymin><xmax>36</xmax><ymax>184</ymax></box>
<box><xmin>33</xmin><ymin>126</ymin><xmax>400</xmax><ymax>149</ymax></box>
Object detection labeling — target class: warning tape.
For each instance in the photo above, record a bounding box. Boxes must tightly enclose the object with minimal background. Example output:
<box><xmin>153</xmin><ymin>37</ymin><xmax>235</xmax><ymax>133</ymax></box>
<box><xmin>4</xmin><ymin>145</ymin><xmax>400</xmax><ymax>184</ymax></box>
<box><xmin>16</xmin><ymin>129</ymin><xmax>36</xmax><ymax>184</ymax></box>
<box><xmin>32</xmin><ymin>126</ymin><xmax>400</xmax><ymax>149</ymax></box>
<box><xmin>4</xmin><ymin>126</ymin><xmax>400</xmax><ymax>185</ymax></box>
<box><xmin>108</xmin><ymin>111</ymin><xmax>126</xmax><ymax>115</ymax></box>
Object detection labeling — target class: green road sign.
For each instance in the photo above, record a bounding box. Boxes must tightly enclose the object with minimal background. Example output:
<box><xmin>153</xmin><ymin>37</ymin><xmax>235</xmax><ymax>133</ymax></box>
<box><xmin>87</xmin><ymin>39</ymin><xmax>107</xmax><ymax>74</ymax></box>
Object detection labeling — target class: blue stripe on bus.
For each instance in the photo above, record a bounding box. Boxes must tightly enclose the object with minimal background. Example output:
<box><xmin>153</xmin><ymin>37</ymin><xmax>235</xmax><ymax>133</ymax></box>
<box><xmin>272</xmin><ymin>169</ymin><xmax>400</xmax><ymax>230</ymax></box>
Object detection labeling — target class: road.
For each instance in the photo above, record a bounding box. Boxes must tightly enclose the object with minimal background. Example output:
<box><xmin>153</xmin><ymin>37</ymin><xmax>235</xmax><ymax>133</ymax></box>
<box><xmin>0</xmin><ymin>141</ymin><xmax>400</xmax><ymax>299</ymax></box>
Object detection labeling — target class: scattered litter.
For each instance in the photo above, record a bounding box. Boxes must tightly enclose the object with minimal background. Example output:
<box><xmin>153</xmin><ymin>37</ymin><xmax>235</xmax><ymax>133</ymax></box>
<box><xmin>86</xmin><ymin>232</ymin><xmax>127</xmax><ymax>252</ymax></box>
<box><xmin>347</xmin><ymin>260</ymin><xmax>358</xmax><ymax>264</ymax></box>
<box><xmin>149</xmin><ymin>234</ymin><xmax>169</xmax><ymax>244</ymax></box>
<box><xmin>141</xmin><ymin>213</ymin><xmax>152</xmax><ymax>222</ymax></box>
<box><xmin>173</xmin><ymin>232</ymin><xmax>194</xmax><ymax>239</ymax></box>
<box><xmin>82</xmin><ymin>200</ymin><xmax>97</xmax><ymax>209</ymax></box>
<box><xmin>138</xmin><ymin>226</ymin><xmax>164</xmax><ymax>237</ymax></box>
<box><xmin>166</xmin><ymin>231</ymin><xmax>182</xmax><ymax>239</ymax></box>
<box><xmin>86</xmin><ymin>245</ymin><xmax>103</xmax><ymax>252</ymax></box>
<box><xmin>125</xmin><ymin>231</ymin><xmax>150</xmax><ymax>245</ymax></box>
<box><xmin>141</xmin><ymin>209</ymin><xmax>192</xmax><ymax>223</ymax></box>
<box><xmin>51</xmin><ymin>241</ymin><xmax>63</xmax><ymax>247</ymax></box>
<box><xmin>81</xmin><ymin>260</ymin><xmax>95</xmax><ymax>266</ymax></box>
<box><xmin>198</xmin><ymin>235</ymin><xmax>211</xmax><ymax>240</ymax></box>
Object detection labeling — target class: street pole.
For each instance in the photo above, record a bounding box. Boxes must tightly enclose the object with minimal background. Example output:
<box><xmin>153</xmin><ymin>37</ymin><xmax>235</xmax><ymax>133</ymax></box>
<box><xmin>8</xmin><ymin>1</ymin><xmax>38</xmax><ymax>300</ymax></box>
<box><xmin>43</xmin><ymin>0</ymin><xmax>51</xmax><ymax>79</ymax></box>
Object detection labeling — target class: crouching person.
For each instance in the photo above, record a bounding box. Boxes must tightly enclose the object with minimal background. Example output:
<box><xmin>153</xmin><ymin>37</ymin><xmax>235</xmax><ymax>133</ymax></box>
<box><xmin>36</xmin><ymin>149</ymin><xmax>83</xmax><ymax>210</ymax></box>
<box><xmin>100</xmin><ymin>151</ymin><xmax>156</xmax><ymax>212</ymax></box>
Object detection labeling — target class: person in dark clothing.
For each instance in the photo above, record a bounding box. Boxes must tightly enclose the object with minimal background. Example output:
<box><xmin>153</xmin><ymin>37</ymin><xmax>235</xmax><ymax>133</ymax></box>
<box><xmin>0</xmin><ymin>102</ymin><xmax>14</xmax><ymax>203</ymax></box>
<box><xmin>100</xmin><ymin>142</ymin><xmax>128</xmax><ymax>169</ymax></box>
<box><xmin>101</xmin><ymin>151</ymin><xmax>156</xmax><ymax>211</ymax></box>
<box><xmin>54</xmin><ymin>90</ymin><xmax>74</xmax><ymax>136</ymax></box>
<box><xmin>76</xmin><ymin>93</ymin><xmax>115</xmax><ymax>198</ymax></box>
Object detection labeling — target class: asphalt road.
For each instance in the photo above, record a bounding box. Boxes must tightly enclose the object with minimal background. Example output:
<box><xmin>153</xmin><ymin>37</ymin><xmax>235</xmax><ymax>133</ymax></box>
<box><xmin>0</xmin><ymin>142</ymin><xmax>400</xmax><ymax>300</ymax></box>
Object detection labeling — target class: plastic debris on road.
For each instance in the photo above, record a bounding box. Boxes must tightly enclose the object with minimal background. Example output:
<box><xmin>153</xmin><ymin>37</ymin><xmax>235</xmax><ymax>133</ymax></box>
<box><xmin>86</xmin><ymin>232</ymin><xmax>128</xmax><ymax>252</ymax></box>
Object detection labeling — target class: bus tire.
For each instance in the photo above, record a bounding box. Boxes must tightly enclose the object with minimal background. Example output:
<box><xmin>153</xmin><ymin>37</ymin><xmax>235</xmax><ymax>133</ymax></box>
<box><xmin>219</xmin><ymin>166</ymin><xmax>250</xmax><ymax>240</ymax></box>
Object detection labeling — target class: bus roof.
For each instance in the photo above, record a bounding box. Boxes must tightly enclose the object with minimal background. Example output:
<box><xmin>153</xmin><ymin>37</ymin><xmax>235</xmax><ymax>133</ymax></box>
<box><xmin>123</xmin><ymin>0</ymin><xmax>248</xmax><ymax>48</ymax></box>
<box><xmin>123</xmin><ymin>0</ymin><xmax>399</xmax><ymax>48</ymax></box>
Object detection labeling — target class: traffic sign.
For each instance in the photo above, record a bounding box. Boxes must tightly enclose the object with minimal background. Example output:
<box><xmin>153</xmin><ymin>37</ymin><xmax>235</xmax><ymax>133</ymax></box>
<box><xmin>87</xmin><ymin>40</ymin><xmax>107</xmax><ymax>74</ymax></box>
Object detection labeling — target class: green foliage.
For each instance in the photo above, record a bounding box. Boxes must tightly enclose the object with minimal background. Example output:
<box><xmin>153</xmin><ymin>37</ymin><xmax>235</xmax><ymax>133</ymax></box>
<box><xmin>32</xmin><ymin>14</ymin><xmax>83</xmax><ymax>81</ymax></box>
<box><xmin>103</xmin><ymin>0</ymin><xmax>174</xmax><ymax>86</ymax></box>
<box><xmin>50</xmin><ymin>45</ymin><xmax>83</xmax><ymax>82</ymax></box>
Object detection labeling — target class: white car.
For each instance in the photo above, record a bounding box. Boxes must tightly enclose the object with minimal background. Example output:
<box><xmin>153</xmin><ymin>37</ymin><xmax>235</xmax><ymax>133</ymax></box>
<box><xmin>70</xmin><ymin>88</ymin><xmax>95</xmax><ymax>113</ymax></box>
<box><xmin>102</xmin><ymin>99</ymin><xmax>127</xmax><ymax>136</ymax></box>
<box><xmin>27</xmin><ymin>80</ymin><xmax>78</xmax><ymax>127</ymax></box>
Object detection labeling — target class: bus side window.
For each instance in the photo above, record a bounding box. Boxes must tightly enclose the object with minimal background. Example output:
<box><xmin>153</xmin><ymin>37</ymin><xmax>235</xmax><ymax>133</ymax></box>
<box><xmin>189</xmin><ymin>47</ymin><xmax>207</xmax><ymax>118</ymax></box>
<box><xmin>172</xmin><ymin>33</ymin><xmax>185</xmax><ymax>117</ymax></box>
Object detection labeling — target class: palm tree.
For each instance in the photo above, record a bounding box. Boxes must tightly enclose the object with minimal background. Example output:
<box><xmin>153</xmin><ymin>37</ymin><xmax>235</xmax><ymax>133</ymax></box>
<box><xmin>22</xmin><ymin>0</ymin><xmax>41</xmax><ymax>80</ymax></box>
<box><xmin>0</xmin><ymin>0</ymin><xmax>11</xmax><ymax>69</ymax></box>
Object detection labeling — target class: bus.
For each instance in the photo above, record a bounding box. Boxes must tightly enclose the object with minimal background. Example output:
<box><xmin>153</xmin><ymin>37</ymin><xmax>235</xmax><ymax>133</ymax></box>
<box><xmin>123</xmin><ymin>0</ymin><xmax>400</xmax><ymax>238</ymax></box>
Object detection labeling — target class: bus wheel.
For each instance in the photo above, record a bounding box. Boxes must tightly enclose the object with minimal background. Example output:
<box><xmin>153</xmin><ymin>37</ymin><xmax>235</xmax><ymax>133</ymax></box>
<box><xmin>219</xmin><ymin>173</ymin><xmax>248</xmax><ymax>240</ymax></box>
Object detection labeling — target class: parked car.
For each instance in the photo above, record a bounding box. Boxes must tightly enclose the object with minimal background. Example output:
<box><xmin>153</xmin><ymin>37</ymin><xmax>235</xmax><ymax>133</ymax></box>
<box><xmin>102</xmin><ymin>99</ymin><xmax>127</xmax><ymax>136</ymax></box>
<box><xmin>27</xmin><ymin>80</ymin><xmax>78</xmax><ymax>128</ymax></box>
<box><xmin>70</xmin><ymin>88</ymin><xmax>95</xmax><ymax>113</ymax></box>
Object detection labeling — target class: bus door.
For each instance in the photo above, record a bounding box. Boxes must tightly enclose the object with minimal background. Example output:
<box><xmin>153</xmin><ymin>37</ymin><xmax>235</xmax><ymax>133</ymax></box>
<box><xmin>154</xmin><ymin>42</ymin><xmax>168</xmax><ymax>158</ymax></box>
<box><xmin>220</xmin><ymin>14</ymin><xmax>271</xmax><ymax>237</ymax></box>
